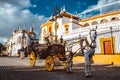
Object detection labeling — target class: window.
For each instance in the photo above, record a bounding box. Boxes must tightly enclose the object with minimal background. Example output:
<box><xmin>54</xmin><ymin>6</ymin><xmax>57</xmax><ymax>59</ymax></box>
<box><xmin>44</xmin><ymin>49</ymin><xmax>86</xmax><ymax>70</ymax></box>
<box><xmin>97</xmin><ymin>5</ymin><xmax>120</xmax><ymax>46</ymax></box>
<box><xmin>43</xmin><ymin>29</ymin><xmax>46</xmax><ymax>35</ymax></box>
<box><xmin>48</xmin><ymin>27</ymin><xmax>52</xmax><ymax>32</ymax></box>
<box><xmin>66</xmin><ymin>27</ymin><xmax>69</xmax><ymax>31</ymax></box>
<box><xmin>64</xmin><ymin>25</ymin><xmax>69</xmax><ymax>32</ymax></box>
<box><xmin>64</xmin><ymin>25</ymin><xmax>69</xmax><ymax>34</ymax></box>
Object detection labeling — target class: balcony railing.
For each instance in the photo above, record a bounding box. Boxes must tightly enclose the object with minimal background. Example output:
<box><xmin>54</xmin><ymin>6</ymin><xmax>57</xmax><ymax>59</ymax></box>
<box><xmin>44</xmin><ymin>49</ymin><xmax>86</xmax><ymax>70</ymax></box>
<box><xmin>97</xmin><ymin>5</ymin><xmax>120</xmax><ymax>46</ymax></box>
<box><xmin>63</xmin><ymin>20</ymin><xmax>120</xmax><ymax>41</ymax></box>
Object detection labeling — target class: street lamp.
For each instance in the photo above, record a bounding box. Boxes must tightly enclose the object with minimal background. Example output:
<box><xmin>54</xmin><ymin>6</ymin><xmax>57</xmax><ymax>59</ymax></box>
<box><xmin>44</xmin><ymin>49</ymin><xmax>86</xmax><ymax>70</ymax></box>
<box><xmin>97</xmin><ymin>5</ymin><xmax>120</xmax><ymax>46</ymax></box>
<box><xmin>54</xmin><ymin>18</ymin><xmax>58</xmax><ymax>43</ymax></box>
<box><xmin>60</xmin><ymin>35</ymin><xmax>63</xmax><ymax>43</ymax></box>
<box><xmin>20</xmin><ymin>32</ymin><xmax>25</xmax><ymax>59</ymax></box>
<box><xmin>49</xmin><ymin>5</ymin><xmax>60</xmax><ymax>43</ymax></box>
<box><xmin>110</xmin><ymin>26</ymin><xmax>114</xmax><ymax>54</ymax></box>
<box><xmin>50</xmin><ymin>16</ymin><xmax>58</xmax><ymax>43</ymax></box>
<box><xmin>22</xmin><ymin>32</ymin><xmax>25</xmax><ymax>48</ymax></box>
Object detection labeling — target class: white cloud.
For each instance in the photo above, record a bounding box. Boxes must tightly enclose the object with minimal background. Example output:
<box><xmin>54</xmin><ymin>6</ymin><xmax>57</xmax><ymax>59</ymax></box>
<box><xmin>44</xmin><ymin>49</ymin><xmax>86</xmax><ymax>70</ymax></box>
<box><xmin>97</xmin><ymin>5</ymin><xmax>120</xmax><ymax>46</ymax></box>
<box><xmin>77</xmin><ymin>2</ymin><xmax>87</xmax><ymax>9</ymax></box>
<box><xmin>0</xmin><ymin>0</ymin><xmax>48</xmax><ymax>44</ymax></box>
<box><xmin>96</xmin><ymin>0</ymin><xmax>118</xmax><ymax>7</ymax></box>
<box><xmin>78</xmin><ymin>0</ymin><xmax>120</xmax><ymax>18</ymax></box>
<box><xmin>33</xmin><ymin>4</ymin><xmax>37</xmax><ymax>8</ymax></box>
<box><xmin>0</xmin><ymin>37</ymin><xmax>8</xmax><ymax>45</ymax></box>
<box><xmin>46</xmin><ymin>6</ymin><xmax>49</xmax><ymax>9</ymax></box>
<box><xmin>0</xmin><ymin>0</ymin><xmax>31</xmax><ymax>8</ymax></box>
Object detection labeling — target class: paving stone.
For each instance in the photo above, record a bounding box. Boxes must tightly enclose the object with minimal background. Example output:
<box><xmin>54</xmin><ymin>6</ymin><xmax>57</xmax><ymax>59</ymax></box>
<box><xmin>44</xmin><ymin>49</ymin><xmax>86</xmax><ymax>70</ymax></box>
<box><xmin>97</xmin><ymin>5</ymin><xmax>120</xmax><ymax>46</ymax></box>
<box><xmin>0</xmin><ymin>56</ymin><xmax>120</xmax><ymax>80</ymax></box>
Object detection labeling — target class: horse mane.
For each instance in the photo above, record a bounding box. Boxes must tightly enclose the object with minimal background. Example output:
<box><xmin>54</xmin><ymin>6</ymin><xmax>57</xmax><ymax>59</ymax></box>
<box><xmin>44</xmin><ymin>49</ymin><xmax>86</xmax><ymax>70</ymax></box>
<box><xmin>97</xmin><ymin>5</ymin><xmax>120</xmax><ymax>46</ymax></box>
<box><xmin>79</xmin><ymin>28</ymin><xmax>97</xmax><ymax>50</ymax></box>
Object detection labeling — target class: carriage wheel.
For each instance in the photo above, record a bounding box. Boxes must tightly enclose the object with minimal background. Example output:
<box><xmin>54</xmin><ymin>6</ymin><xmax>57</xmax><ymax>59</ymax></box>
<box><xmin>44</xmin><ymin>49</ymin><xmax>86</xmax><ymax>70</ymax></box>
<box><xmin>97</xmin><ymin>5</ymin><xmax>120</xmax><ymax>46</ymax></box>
<box><xmin>45</xmin><ymin>56</ymin><xmax>55</xmax><ymax>72</ymax></box>
<box><xmin>29</xmin><ymin>51</ymin><xmax>36</xmax><ymax>67</ymax></box>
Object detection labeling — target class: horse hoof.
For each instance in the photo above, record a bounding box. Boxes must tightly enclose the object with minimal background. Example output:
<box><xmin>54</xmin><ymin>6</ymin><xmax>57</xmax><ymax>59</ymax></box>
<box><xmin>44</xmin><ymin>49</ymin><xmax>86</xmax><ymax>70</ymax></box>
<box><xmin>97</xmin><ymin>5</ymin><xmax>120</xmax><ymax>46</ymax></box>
<box><xmin>66</xmin><ymin>71</ymin><xmax>73</xmax><ymax>73</ymax></box>
<box><xmin>86</xmin><ymin>75</ymin><xmax>91</xmax><ymax>78</ymax></box>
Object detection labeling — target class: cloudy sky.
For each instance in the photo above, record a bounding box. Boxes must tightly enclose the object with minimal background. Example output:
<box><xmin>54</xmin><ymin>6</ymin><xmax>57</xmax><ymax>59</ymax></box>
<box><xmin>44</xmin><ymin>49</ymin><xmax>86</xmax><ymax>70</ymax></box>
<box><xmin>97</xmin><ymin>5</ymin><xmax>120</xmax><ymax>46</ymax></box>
<box><xmin>0</xmin><ymin>0</ymin><xmax>119</xmax><ymax>44</ymax></box>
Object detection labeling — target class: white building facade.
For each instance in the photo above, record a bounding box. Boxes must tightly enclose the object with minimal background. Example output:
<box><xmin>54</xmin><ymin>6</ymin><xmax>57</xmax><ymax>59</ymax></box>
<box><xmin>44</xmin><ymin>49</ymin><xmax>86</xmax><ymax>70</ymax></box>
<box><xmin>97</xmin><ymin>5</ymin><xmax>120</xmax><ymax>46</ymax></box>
<box><xmin>63</xmin><ymin>10</ymin><xmax>120</xmax><ymax>55</ymax></box>
<box><xmin>39</xmin><ymin>8</ymin><xmax>81</xmax><ymax>44</ymax></box>
<box><xmin>63</xmin><ymin>10</ymin><xmax>120</xmax><ymax>64</ymax></box>
<box><xmin>6</xmin><ymin>27</ymin><xmax>36</xmax><ymax>56</ymax></box>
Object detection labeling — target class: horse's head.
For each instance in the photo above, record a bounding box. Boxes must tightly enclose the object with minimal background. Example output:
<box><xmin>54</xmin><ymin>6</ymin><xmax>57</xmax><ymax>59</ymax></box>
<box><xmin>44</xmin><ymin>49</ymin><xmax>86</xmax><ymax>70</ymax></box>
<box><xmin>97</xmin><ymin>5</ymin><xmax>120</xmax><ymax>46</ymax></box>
<box><xmin>89</xmin><ymin>26</ymin><xmax>97</xmax><ymax>43</ymax></box>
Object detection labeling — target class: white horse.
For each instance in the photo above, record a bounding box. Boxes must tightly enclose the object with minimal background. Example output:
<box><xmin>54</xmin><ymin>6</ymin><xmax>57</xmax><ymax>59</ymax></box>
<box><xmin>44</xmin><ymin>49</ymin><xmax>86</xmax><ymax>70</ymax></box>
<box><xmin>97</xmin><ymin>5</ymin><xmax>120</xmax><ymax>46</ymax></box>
<box><xmin>83</xmin><ymin>28</ymin><xmax>97</xmax><ymax>77</ymax></box>
<box><xmin>66</xmin><ymin>27</ymin><xmax>97</xmax><ymax>77</ymax></box>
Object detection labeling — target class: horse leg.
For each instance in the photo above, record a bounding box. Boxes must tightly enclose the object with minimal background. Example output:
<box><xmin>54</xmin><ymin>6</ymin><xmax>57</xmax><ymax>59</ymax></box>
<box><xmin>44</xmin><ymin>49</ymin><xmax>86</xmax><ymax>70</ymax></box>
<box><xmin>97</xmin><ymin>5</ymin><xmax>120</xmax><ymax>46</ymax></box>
<box><xmin>88</xmin><ymin>57</ymin><xmax>92</xmax><ymax>76</ymax></box>
<box><xmin>66</xmin><ymin>52</ymin><xmax>73</xmax><ymax>73</ymax></box>
<box><xmin>84</xmin><ymin>52</ymin><xmax>91</xmax><ymax>77</ymax></box>
<box><xmin>88</xmin><ymin>53</ymin><xmax>94</xmax><ymax>76</ymax></box>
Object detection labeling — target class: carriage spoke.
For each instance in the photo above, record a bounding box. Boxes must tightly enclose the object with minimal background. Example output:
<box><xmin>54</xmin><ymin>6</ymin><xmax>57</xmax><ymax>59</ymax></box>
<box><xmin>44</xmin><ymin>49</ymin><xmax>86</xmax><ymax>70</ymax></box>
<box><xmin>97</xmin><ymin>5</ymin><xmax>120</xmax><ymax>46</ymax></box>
<box><xmin>45</xmin><ymin>56</ymin><xmax>55</xmax><ymax>72</ymax></box>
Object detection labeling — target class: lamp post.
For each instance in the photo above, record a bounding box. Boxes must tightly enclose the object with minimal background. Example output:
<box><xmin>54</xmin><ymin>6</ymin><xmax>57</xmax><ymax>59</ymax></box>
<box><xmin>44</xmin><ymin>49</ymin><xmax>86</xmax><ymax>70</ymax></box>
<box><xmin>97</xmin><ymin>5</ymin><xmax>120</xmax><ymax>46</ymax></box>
<box><xmin>50</xmin><ymin>5</ymin><xmax>60</xmax><ymax>43</ymax></box>
<box><xmin>20</xmin><ymin>32</ymin><xmax>25</xmax><ymax>59</ymax></box>
<box><xmin>54</xmin><ymin>18</ymin><xmax>58</xmax><ymax>43</ymax></box>
<box><xmin>110</xmin><ymin>26</ymin><xmax>114</xmax><ymax>54</ymax></box>
<box><xmin>50</xmin><ymin>16</ymin><xmax>58</xmax><ymax>43</ymax></box>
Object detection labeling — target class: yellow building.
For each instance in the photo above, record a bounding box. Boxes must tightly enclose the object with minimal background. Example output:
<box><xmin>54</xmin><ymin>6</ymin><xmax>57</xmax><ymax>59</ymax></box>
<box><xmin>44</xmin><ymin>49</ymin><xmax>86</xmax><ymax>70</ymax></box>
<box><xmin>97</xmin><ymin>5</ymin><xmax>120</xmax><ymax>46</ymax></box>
<box><xmin>40</xmin><ymin>3</ymin><xmax>120</xmax><ymax>65</ymax></box>
<box><xmin>63</xmin><ymin>1</ymin><xmax>120</xmax><ymax>64</ymax></box>
<box><xmin>39</xmin><ymin>8</ymin><xmax>81</xmax><ymax>44</ymax></box>
<box><xmin>71</xmin><ymin>10</ymin><xmax>120</xmax><ymax>65</ymax></box>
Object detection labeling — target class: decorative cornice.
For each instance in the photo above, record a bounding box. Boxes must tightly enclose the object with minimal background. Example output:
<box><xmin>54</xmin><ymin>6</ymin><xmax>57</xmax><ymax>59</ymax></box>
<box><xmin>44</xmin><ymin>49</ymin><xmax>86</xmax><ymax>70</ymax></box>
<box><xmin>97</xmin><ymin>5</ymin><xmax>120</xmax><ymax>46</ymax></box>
<box><xmin>81</xmin><ymin>10</ymin><xmax>120</xmax><ymax>22</ymax></box>
<box><xmin>60</xmin><ymin>11</ymin><xmax>79</xmax><ymax>20</ymax></box>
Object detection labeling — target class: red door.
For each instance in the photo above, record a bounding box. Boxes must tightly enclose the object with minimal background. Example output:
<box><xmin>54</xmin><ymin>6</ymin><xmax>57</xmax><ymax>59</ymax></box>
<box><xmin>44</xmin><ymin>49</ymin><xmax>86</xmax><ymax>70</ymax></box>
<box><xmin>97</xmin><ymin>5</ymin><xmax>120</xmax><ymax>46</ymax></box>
<box><xmin>104</xmin><ymin>41</ymin><xmax>112</xmax><ymax>55</ymax></box>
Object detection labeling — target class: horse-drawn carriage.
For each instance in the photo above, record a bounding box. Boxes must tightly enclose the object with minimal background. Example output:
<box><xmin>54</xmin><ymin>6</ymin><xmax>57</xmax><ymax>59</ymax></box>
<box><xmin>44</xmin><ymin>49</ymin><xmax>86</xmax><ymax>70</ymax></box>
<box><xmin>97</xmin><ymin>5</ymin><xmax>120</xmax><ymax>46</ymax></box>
<box><xmin>29</xmin><ymin>39</ymin><xmax>68</xmax><ymax>72</ymax></box>
<box><xmin>28</xmin><ymin>26</ymin><xmax>97</xmax><ymax>76</ymax></box>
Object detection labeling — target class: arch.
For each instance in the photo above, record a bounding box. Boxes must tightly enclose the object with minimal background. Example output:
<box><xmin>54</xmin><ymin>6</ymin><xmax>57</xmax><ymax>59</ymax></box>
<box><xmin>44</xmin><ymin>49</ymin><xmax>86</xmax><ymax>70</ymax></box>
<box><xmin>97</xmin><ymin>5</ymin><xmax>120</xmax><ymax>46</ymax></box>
<box><xmin>100</xmin><ymin>19</ymin><xmax>108</xmax><ymax>23</ymax></box>
<box><xmin>84</xmin><ymin>23</ymin><xmax>89</xmax><ymax>27</ymax></box>
<box><xmin>91</xmin><ymin>21</ymin><xmax>98</xmax><ymax>25</ymax></box>
<box><xmin>110</xmin><ymin>17</ymin><xmax>119</xmax><ymax>22</ymax></box>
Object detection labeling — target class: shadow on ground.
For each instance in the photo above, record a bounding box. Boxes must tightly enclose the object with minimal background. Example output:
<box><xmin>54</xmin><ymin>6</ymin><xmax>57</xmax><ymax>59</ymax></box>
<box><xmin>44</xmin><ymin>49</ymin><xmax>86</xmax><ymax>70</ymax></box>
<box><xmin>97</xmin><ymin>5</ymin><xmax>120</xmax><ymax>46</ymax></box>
<box><xmin>0</xmin><ymin>62</ymin><xmax>120</xmax><ymax>80</ymax></box>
